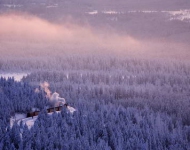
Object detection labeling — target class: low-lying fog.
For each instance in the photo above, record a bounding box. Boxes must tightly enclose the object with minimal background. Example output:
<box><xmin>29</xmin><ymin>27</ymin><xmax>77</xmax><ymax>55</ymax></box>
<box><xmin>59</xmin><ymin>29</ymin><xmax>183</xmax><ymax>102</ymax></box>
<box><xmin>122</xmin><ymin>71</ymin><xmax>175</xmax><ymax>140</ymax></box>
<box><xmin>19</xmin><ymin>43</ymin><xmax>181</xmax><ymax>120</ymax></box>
<box><xmin>0</xmin><ymin>12</ymin><xmax>189</xmax><ymax>61</ymax></box>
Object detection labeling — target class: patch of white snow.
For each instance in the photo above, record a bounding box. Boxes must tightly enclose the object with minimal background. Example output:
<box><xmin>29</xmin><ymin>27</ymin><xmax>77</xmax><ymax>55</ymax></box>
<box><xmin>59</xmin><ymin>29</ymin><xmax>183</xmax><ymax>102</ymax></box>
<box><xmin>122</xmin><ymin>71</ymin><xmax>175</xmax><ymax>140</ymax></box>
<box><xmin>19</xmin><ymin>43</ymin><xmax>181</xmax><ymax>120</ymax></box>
<box><xmin>0</xmin><ymin>72</ymin><xmax>29</xmax><ymax>82</ymax></box>
<box><xmin>87</xmin><ymin>10</ymin><xmax>98</xmax><ymax>15</ymax></box>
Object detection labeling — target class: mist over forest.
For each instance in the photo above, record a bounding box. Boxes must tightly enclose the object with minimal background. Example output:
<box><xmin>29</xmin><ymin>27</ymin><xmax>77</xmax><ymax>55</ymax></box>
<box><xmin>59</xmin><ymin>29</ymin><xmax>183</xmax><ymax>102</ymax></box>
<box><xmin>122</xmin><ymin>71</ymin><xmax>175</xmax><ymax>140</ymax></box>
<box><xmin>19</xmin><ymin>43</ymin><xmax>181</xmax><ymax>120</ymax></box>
<box><xmin>0</xmin><ymin>0</ymin><xmax>190</xmax><ymax>62</ymax></box>
<box><xmin>0</xmin><ymin>0</ymin><xmax>190</xmax><ymax>150</ymax></box>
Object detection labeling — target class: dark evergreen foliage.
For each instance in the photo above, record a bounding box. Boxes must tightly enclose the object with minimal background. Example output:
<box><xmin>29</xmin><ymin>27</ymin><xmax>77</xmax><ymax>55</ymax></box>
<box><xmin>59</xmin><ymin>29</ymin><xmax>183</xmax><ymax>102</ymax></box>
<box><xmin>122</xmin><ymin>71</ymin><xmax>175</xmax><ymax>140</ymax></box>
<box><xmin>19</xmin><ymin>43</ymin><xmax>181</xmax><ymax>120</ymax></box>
<box><xmin>0</xmin><ymin>56</ymin><xmax>190</xmax><ymax>149</ymax></box>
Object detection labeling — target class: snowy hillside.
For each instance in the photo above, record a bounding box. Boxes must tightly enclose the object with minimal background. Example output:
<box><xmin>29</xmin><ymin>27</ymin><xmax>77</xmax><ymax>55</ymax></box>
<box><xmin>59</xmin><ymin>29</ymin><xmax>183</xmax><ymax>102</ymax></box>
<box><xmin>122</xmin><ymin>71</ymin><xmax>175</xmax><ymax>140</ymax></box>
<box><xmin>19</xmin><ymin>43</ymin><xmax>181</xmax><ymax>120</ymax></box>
<box><xmin>0</xmin><ymin>0</ymin><xmax>190</xmax><ymax>149</ymax></box>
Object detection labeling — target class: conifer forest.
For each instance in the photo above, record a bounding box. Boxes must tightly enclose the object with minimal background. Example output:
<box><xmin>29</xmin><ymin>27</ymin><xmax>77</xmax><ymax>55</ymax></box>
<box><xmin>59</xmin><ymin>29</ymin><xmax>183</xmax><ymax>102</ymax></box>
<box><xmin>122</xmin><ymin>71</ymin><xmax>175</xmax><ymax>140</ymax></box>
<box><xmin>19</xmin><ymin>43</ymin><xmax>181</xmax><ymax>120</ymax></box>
<box><xmin>0</xmin><ymin>0</ymin><xmax>190</xmax><ymax>149</ymax></box>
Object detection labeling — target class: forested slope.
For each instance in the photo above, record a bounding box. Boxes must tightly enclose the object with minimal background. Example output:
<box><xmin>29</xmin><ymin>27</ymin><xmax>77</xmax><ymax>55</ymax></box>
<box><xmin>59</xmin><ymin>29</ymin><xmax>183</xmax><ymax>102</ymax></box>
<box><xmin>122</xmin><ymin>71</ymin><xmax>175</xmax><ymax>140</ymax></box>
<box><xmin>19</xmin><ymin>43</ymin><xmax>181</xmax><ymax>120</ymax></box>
<box><xmin>0</xmin><ymin>55</ymin><xmax>190</xmax><ymax>149</ymax></box>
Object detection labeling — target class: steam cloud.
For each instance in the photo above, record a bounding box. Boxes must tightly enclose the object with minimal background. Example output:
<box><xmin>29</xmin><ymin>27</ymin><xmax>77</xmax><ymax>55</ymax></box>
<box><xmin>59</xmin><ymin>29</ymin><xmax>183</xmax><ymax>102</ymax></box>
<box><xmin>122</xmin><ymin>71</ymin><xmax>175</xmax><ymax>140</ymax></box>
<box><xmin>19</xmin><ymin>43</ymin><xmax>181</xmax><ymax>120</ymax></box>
<box><xmin>40</xmin><ymin>82</ymin><xmax>51</xmax><ymax>99</ymax></box>
<box><xmin>40</xmin><ymin>82</ymin><xmax>76</xmax><ymax>113</ymax></box>
<box><xmin>51</xmin><ymin>92</ymin><xmax>66</xmax><ymax>106</ymax></box>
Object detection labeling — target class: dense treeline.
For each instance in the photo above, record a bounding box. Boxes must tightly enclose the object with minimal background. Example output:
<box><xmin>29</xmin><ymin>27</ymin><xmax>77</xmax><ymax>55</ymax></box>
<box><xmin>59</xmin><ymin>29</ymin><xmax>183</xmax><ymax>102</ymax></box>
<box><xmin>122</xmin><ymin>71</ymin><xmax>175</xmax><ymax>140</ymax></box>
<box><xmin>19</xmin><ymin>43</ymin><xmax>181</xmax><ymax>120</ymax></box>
<box><xmin>1</xmin><ymin>55</ymin><xmax>190</xmax><ymax>72</ymax></box>
<box><xmin>0</xmin><ymin>77</ymin><xmax>48</xmax><ymax>120</ymax></box>
<box><xmin>21</xmin><ymin>56</ymin><xmax>190</xmax><ymax>125</ymax></box>
<box><xmin>0</xmin><ymin>55</ymin><xmax>190</xmax><ymax>149</ymax></box>
<box><xmin>1</xmin><ymin>0</ymin><xmax>190</xmax><ymax>148</ymax></box>
<box><xmin>0</xmin><ymin>92</ymin><xmax>190</xmax><ymax>149</ymax></box>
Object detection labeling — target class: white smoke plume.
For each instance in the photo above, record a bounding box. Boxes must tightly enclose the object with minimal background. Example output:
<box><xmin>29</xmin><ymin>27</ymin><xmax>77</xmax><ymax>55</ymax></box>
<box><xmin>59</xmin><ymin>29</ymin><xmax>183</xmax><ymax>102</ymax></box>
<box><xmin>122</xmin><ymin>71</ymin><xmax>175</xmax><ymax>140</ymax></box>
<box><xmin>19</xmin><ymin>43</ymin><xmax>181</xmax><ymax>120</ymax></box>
<box><xmin>40</xmin><ymin>82</ymin><xmax>76</xmax><ymax>113</ymax></box>
<box><xmin>40</xmin><ymin>81</ymin><xmax>52</xmax><ymax>99</ymax></box>
<box><xmin>67</xmin><ymin>106</ymin><xmax>76</xmax><ymax>114</ymax></box>
<box><xmin>51</xmin><ymin>92</ymin><xmax>66</xmax><ymax>106</ymax></box>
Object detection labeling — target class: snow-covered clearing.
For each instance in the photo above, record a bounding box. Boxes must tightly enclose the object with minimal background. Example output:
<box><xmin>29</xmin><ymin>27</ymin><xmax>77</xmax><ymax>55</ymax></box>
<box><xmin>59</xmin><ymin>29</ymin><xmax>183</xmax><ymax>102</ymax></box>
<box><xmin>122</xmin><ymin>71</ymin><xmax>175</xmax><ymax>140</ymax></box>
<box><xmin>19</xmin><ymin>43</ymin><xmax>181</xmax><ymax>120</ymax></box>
<box><xmin>10</xmin><ymin>107</ymin><xmax>76</xmax><ymax>129</ymax></box>
<box><xmin>165</xmin><ymin>10</ymin><xmax>190</xmax><ymax>21</ymax></box>
<box><xmin>10</xmin><ymin>113</ymin><xmax>37</xmax><ymax>129</ymax></box>
<box><xmin>0</xmin><ymin>73</ymin><xmax>29</xmax><ymax>82</ymax></box>
<box><xmin>87</xmin><ymin>9</ymin><xmax>190</xmax><ymax>22</ymax></box>
<box><xmin>3</xmin><ymin>4</ymin><xmax>23</xmax><ymax>8</ymax></box>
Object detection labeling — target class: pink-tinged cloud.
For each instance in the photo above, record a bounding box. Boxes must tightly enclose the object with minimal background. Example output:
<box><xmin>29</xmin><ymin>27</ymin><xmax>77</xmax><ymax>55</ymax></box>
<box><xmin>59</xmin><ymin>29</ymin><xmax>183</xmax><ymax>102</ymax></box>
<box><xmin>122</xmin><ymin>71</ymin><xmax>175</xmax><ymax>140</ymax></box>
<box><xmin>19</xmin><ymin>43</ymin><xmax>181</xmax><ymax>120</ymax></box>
<box><xmin>0</xmin><ymin>13</ymin><xmax>140</xmax><ymax>54</ymax></box>
<box><xmin>0</xmin><ymin>13</ymin><xmax>189</xmax><ymax>59</ymax></box>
